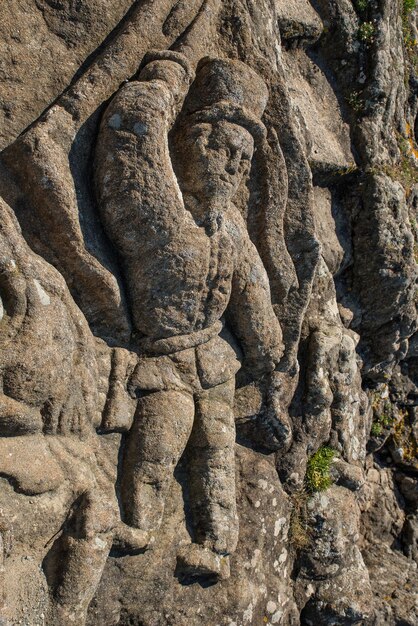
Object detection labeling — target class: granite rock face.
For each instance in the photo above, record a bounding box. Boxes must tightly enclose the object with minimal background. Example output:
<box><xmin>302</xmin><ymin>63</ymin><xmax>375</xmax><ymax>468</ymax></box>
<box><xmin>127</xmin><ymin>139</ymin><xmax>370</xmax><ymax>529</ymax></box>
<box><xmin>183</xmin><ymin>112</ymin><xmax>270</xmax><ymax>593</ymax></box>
<box><xmin>0</xmin><ymin>1</ymin><xmax>417</xmax><ymax>624</ymax></box>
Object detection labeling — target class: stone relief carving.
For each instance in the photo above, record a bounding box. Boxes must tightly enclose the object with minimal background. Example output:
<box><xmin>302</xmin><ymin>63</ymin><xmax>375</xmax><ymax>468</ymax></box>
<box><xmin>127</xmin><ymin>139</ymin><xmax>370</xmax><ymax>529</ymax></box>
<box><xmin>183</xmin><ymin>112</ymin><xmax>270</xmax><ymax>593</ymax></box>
<box><xmin>1</xmin><ymin>0</ymin><xmax>417</xmax><ymax>624</ymax></box>
<box><xmin>0</xmin><ymin>196</ymin><xmax>120</xmax><ymax>624</ymax></box>
<box><xmin>0</xmin><ymin>194</ymin><xmax>160</xmax><ymax>623</ymax></box>
<box><xmin>94</xmin><ymin>51</ymin><xmax>292</xmax><ymax>579</ymax></box>
<box><xmin>0</xmin><ymin>34</ymin><xmax>294</xmax><ymax>623</ymax></box>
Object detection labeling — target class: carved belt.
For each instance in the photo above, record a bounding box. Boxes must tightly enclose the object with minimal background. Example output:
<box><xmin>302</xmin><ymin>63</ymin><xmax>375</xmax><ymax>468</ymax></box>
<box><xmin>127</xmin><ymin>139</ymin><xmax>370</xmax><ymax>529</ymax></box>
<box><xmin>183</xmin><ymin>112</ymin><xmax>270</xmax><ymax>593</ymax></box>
<box><xmin>138</xmin><ymin>321</ymin><xmax>223</xmax><ymax>356</ymax></box>
<box><xmin>131</xmin><ymin>323</ymin><xmax>241</xmax><ymax>393</ymax></box>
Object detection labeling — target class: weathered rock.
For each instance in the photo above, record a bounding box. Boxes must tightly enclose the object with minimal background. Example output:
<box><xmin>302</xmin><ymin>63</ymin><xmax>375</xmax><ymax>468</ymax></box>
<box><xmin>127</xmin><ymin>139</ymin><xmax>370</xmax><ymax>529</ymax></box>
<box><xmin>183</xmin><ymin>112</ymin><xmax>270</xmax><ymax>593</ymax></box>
<box><xmin>0</xmin><ymin>0</ymin><xmax>133</xmax><ymax>150</ymax></box>
<box><xmin>0</xmin><ymin>0</ymin><xmax>417</xmax><ymax>624</ymax></box>
<box><xmin>296</xmin><ymin>487</ymin><xmax>373</xmax><ymax>626</ymax></box>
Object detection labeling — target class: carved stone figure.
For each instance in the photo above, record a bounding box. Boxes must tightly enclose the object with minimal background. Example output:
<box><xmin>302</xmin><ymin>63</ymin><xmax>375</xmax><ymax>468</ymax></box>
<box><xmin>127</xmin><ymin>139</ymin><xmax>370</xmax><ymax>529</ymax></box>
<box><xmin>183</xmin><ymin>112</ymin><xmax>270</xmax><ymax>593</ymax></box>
<box><xmin>94</xmin><ymin>51</ymin><xmax>288</xmax><ymax>579</ymax></box>
<box><xmin>2</xmin><ymin>0</ymin><xmax>417</xmax><ymax>623</ymax></box>
<box><xmin>0</xmin><ymin>197</ymin><xmax>143</xmax><ymax>624</ymax></box>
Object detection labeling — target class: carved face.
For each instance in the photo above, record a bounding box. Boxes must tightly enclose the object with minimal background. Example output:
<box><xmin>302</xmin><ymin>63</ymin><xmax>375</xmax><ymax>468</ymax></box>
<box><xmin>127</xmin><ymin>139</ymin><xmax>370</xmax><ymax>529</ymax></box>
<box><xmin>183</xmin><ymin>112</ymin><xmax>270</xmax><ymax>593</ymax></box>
<box><xmin>173</xmin><ymin>121</ymin><xmax>254</xmax><ymax>202</ymax></box>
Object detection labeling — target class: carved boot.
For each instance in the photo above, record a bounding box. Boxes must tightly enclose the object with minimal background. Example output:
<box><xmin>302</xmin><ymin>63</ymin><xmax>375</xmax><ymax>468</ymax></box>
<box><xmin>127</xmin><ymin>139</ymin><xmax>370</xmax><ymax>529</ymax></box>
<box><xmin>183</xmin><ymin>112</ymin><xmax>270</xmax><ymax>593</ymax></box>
<box><xmin>176</xmin><ymin>543</ymin><xmax>230</xmax><ymax>581</ymax></box>
<box><xmin>112</xmin><ymin>522</ymin><xmax>153</xmax><ymax>553</ymax></box>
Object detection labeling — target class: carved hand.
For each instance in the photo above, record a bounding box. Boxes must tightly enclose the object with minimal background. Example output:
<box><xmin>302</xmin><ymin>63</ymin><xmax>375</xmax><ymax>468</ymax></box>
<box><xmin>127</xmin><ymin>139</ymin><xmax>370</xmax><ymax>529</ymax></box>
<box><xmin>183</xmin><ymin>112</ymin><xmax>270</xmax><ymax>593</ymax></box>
<box><xmin>140</xmin><ymin>50</ymin><xmax>194</xmax><ymax>107</ymax></box>
<box><xmin>258</xmin><ymin>371</ymin><xmax>293</xmax><ymax>452</ymax></box>
<box><xmin>0</xmin><ymin>394</ymin><xmax>43</xmax><ymax>436</ymax></box>
<box><xmin>171</xmin><ymin>0</ymin><xmax>222</xmax><ymax>67</ymax></box>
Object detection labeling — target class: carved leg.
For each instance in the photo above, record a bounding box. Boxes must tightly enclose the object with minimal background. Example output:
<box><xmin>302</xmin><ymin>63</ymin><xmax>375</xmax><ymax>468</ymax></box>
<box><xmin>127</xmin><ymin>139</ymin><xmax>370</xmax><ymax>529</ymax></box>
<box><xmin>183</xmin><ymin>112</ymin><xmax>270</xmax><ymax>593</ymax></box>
<box><xmin>51</xmin><ymin>489</ymin><xmax>116</xmax><ymax>626</ymax></box>
<box><xmin>52</xmin><ymin>531</ymin><xmax>113</xmax><ymax>625</ymax></box>
<box><xmin>121</xmin><ymin>389</ymin><xmax>195</xmax><ymax>532</ymax></box>
<box><xmin>188</xmin><ymin>378</ymin><xmax>238</xmax><ymax>555</ymax></box>
<box><xmin>0</xmin><ymin>513</ymin><xmax>12</xmax><ymax>612</ymax></box>
<box><xmin>0</xmin><ymin>532</ymin><xmax>4</xmax><ymax>610</ymax></box>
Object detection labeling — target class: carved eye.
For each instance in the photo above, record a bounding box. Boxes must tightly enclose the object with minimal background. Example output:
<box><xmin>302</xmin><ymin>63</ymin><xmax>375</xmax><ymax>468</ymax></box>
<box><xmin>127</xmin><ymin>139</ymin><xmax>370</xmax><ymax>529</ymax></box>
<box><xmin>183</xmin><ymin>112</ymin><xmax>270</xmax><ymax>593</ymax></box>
<box><xmin>195</xmin><ymin>133</ymin><xmax>209</xmax><ymax>153</ymax></box>
<box><xmin>238</xmin><ymin>160</ymin><xmax>251</xmax><ymax>174</ymax></box>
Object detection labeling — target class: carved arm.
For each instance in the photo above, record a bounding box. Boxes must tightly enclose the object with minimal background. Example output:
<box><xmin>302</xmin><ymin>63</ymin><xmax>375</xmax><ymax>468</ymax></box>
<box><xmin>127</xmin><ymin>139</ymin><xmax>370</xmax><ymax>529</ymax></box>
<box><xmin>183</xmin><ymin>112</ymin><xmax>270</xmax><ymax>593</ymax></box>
<box><xmin>94</xmin><ymin>52</ymin><xmax>194</xmax><ymax>256</ymax></box>
<box><xmin>226</xmin><ymin>218</ymin><xmax>284</xmax><ymax>378</ymax></box>
<box><xmin>226</xmin><ymin>216</ymin><xmax>292</xmax><ymax>451</ymax></box>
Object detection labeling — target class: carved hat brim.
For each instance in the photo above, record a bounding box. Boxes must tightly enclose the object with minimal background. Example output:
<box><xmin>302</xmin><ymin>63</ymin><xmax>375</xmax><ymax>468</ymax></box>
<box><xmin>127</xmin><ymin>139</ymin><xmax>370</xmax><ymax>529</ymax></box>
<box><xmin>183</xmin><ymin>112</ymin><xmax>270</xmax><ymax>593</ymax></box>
<box><xmin>185</xmin><ymin>101</ymin><xmax>267</xmax><ymax>141</ymax></box>
<box><xmin>182</xmin><ymin>57</ymin><xmax>269</xmax><ymax>141</ymax></box>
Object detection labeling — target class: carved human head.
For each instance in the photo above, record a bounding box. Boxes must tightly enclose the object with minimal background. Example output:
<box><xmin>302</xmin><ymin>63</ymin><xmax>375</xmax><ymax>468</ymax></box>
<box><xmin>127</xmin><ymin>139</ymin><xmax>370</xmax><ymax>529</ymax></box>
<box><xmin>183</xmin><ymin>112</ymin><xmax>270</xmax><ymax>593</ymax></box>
<box><xmin>172</xmin><ymin>58</ymin><xmax>268</xmax><ymax>202</ymax></box>
<box><xmin>173</xmin><ymin>120</ymin><xmax>254</xmax><ymax>200</ymax></box>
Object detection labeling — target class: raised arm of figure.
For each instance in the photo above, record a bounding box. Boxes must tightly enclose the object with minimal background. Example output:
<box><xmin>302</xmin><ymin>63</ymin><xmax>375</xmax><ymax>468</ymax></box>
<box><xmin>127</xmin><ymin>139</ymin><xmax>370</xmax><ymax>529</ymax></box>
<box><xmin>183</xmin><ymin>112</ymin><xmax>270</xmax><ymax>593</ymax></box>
<box><xmin>94</xmin><ymin>51</ymin><xmax>194</xmax><ymax>259</ymax></box>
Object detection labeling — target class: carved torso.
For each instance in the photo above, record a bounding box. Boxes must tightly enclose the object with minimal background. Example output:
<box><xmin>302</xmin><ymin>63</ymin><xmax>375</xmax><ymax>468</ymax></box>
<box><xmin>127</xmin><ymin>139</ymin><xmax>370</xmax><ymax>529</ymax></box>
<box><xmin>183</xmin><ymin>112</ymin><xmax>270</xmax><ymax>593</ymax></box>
<box><xmin>128</xmin><ymin>211</ymin><xmax>238</xmax><ymax>339</ymax></box>
<box><xmin>94</xmin><ymin>75</ymin><xmax>282</xmax><ymax>367</ymax></box>
<box><xmin>0</xmin><ymin>199</ymin><xmax>102</xmax><ymax>435</ymax></box>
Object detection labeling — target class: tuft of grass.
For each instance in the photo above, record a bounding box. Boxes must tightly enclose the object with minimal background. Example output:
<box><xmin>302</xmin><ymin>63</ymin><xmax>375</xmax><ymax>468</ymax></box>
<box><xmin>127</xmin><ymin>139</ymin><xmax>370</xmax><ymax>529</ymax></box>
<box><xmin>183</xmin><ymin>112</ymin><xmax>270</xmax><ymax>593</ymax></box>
<box><xmin>393</xmin><ymin>408</ymin><xmax>418</xmax><ymax>466</ymax></box>
<box><xmin>358</xmin><ymin>21</ymin><xmax>376</xmax><ymax>43</ymax></box>
<box><xmin>305</xmin><ymin>447</ymin><xmax>336</xmax><ymax>493</ymax></box>
<box><xmin>355</xmin><ymin>0</ymin><xmax>369</xmax><ymax>12</ymax></box>
<box><xmin>371</xmin><ymin>421</ymin><xmax>383</xmax><ymax>436</ymax></box>
<box><xmin>291</xmin><ymin>447</ymin><xmax>339</xmax><ymax>548</ymax></box>
<box><xmin>346</xmin><ymin>89</ymin><xmax>365</xmax><ymax>114</ymax></box>
<box><xmin>404</xmin><ymin>0</ymin><xmax>416</xmax><ymax>14</ymax></box>
<box><xmin>369</xmin><ymin>387</ymin><xmax>395</xmax><ymax>437</ymax></box>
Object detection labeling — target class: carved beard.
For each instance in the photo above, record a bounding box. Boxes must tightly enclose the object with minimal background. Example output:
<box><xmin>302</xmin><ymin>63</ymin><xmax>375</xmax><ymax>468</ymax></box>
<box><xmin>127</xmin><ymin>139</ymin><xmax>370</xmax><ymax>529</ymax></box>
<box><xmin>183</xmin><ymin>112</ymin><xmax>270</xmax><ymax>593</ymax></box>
<box><xmin>198</xmin><ymin>207</ymin><xmax>224</xmax><ymax>236</ymax></box>
<box><xmin>182</xmin><ymin>193</ymin><xmax>224</xmax><ymax>235</ymax></box>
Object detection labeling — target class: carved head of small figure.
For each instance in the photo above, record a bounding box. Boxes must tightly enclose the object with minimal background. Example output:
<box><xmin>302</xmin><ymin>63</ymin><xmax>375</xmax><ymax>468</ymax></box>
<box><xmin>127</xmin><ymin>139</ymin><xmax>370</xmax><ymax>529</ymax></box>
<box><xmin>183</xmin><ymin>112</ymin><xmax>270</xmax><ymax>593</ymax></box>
<box><xmin>172</xmin><ymin>58</ymin><xmax>268</xmax><ymax>205</ymax></box>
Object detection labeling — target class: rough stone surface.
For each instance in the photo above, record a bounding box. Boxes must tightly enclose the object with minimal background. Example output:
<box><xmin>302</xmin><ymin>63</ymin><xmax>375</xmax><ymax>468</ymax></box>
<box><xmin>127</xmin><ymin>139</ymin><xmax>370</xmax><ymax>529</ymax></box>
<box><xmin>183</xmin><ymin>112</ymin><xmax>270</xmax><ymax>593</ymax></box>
<box><xmin>0</xmin><ymin>0</ymin><xmax>417</xmax><ymax>624</ymax></box>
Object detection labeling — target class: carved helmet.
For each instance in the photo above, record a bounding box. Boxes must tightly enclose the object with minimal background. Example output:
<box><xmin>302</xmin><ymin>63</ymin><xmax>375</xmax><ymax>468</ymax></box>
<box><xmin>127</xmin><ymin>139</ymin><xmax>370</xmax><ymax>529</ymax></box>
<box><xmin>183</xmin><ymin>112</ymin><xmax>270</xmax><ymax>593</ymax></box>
<box><xmin>182</xmin><ymin>57</ymin><xmax>269</xmax><ymax>140</ymax></box>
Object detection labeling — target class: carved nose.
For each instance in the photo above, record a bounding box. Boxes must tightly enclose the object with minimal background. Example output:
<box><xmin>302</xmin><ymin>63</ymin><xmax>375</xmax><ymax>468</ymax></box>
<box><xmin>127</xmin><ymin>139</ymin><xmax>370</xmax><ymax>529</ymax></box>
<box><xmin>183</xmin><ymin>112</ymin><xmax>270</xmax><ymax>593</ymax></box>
<box><xmin>225</xmin><ymin>151</ymin><xmax>241</xmax><ymax>175</ymax></box>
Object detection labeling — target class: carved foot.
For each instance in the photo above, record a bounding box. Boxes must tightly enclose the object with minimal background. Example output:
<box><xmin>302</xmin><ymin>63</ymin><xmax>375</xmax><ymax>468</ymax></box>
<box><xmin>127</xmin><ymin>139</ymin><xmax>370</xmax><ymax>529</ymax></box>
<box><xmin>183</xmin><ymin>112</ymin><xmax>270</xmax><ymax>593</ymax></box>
<box><xmin>51</xmin><ymin>603</ymin><xmax>84</xmax><ymax>626</ymax></box>
<box><xmin>176</xmin><ymin>544</ymin><xmax>230</xmax><ymax>582</ymax></box>
<box><xmin>112</xmin><ymin>522</ymin><xmax>153</xmax><ymax>552</ymax></box>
